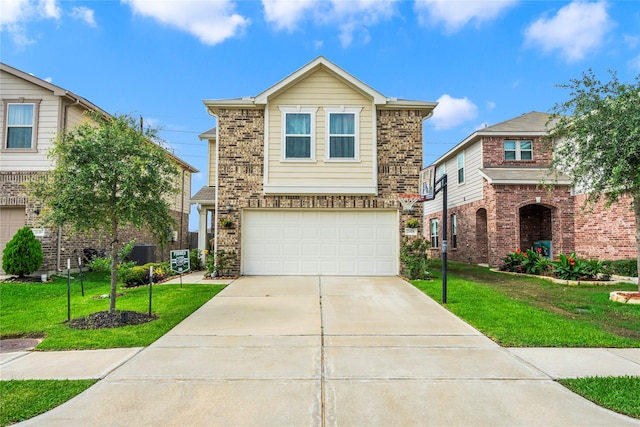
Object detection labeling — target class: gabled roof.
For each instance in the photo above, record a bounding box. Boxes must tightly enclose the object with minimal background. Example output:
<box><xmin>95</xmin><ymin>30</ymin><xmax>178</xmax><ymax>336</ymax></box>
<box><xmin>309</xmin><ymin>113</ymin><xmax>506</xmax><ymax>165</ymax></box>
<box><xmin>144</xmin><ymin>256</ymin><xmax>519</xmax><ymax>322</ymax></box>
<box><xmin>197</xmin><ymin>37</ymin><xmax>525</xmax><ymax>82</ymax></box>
<box><xmin>431</xmin><ymin>111</ymin><xmax>553</xmax><ymax>166</ymax></box>
<box><xmin>191</xmin><ymin>186</ymin><xmax>216</xmax><ymax>203</ymax></box>
<box><xmin>203</xmin><ymin>57</ymin><xmax>437</xmax><ymax>117</ymax></box>
<box><xmin>1</xmin><ymin>62</ymin><xmax>198</xmax><ymax>173</ymax></box>
<box><xmin>1</xmin><ymin>62</ymin><xmax>107</xmax><ymax>115</ymax></box>
<box><xmin>198</xmin><ymin>127</ymin><xmax>216</xmax><ymax>141</ymax></box>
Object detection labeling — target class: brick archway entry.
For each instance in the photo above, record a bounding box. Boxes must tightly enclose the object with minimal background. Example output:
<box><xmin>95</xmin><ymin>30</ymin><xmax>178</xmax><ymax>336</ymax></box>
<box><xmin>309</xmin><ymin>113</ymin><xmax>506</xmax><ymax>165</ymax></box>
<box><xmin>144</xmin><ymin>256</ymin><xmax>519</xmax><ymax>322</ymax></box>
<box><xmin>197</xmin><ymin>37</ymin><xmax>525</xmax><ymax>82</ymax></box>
<box><xmin>519</xmin><ymin>204</ymin><xmax>553</xmax><ymax>252</ymax></box>
<box><xmin>476</xmin><ymin>208</ymin><xmax>488</xmax><ymax>264</ymax></box>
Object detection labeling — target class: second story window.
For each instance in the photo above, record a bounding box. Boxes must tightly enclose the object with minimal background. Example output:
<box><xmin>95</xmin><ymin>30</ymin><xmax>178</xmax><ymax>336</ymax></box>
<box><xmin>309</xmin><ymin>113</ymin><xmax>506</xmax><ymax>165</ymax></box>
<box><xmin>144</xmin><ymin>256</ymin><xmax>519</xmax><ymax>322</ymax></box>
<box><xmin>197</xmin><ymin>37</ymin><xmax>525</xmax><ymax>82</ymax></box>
<box><xmin>4</xmin><ymin>102</ymin><xmax>38</xmax><ymax>150</ymax></box>
<box><xmin>328</xmin><ymin>113</ymin><xmax>355</xmax><ymax>158</ymax></box>
<box><xmin>325</xmin><ymin>107</ymin><xmax>361</xmax><ymax>160</ymax></box>
<box><xmin>457</xmin><ymin>152</ymin><xmax>465</xmax><ymax>184</ymax></box>
<box><xmin>504</xmin><ymin>140</ymin><xmax>533</xmax><ymax>161</ymax></box>
<box><xmin>285</xmin><ymin>112</ymin><xmax>312</xmax><ymax>159</ymax></box>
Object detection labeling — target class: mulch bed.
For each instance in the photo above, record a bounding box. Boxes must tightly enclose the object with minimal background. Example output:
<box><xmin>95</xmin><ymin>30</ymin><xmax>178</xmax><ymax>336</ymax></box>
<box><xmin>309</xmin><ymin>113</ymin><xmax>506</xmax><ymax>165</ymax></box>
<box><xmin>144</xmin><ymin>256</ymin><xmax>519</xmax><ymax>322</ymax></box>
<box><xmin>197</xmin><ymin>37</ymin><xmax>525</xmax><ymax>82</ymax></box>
<box><xmin>67</xmin><ymin>311</ymin><xmax>157</xmax><ymax>330</ymax></box>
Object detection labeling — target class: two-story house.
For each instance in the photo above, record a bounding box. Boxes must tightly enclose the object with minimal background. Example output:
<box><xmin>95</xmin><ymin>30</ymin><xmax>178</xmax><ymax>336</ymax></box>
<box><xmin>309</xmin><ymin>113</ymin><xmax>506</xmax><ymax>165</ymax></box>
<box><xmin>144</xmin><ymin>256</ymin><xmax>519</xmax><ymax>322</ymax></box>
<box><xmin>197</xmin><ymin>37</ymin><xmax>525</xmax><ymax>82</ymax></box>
<box><xmin>0</xmin><ymin>62</ymin><xmax>197</xmax><ymax>275</ymax></box>
<box><xmin>193</xmin><ymin>57</ymin><xmax>437</xmax><ymax>276</ymax></box>
<box><xmin>423</xmin><ymin>111</ymin><xmax>637</xmax><ymax>267</ymax></box>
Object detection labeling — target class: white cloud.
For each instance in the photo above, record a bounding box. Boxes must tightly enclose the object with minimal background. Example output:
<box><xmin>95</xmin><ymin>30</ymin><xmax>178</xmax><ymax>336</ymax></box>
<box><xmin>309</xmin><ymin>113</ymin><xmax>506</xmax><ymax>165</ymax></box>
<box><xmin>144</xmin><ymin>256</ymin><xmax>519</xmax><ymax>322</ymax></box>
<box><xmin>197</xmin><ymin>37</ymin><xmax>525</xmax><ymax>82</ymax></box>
<box><xmin>486</xmin><ymin>101</ymin><xmax>496</xmax><ymax>111</ymax></box>
<box><xmin>1</xmin><ymin>0</ymin><xmax>62</xmax><ymax>45</ymax></box>
<box><xmin>123</xmin><ymin>0</ymin><xmax>250</xmax><ymax>46</ymax></box>
<box><xmin>430</xmin><ymin>94</ymin><xmax>478</xmax><ymax>130</ymax></box>
<box><xmin>414</xmin><ymin>0</ymin><xmax>517</xmax><ymax>33</ymax></box>
<box><xmin>70</xmin><ymin>6</ymin><xmax>97</xmax><ymax>27</ymax></box>
<box><xmin>261</xmin><ymin>0</ymin><xmax>397</xmax><ymax>47</ymax></box>
<box><xmin>524</xmin><ymin>1</ymin><xmax>614</xmax><ymax>62</ymax></box>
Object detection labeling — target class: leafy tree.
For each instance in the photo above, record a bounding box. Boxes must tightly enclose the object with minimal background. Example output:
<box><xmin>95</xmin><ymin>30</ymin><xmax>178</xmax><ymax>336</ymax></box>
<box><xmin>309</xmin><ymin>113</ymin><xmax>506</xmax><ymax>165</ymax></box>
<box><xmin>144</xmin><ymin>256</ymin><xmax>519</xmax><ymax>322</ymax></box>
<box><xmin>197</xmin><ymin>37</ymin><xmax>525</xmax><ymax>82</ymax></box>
<box><xmin>32</xmin><ymin>112</ymin><xmax>179</xmax><ymax>311</ymax></box>
<box><xmin>549</xmin><ymin>70</ymin><xmax>640</xmax><ymax>289</ymax></box>
<box><xmin>2</xmin><ymin>226</ymin><xmax>43</xmax><ymax>277</ymax></box>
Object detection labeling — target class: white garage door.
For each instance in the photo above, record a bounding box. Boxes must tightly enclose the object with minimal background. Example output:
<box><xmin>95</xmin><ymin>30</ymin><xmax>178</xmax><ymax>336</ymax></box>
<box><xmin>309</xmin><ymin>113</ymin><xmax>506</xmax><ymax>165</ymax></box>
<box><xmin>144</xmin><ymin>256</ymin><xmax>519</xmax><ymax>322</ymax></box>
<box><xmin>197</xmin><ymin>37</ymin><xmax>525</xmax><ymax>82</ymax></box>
<box><xmin>242</xmin><ymin>209</ymin><xmax>398</xmax><ymax>276</ymax></box>
<box><xmin>0</xmin><ymin>207</ymin><xmax>26</xmax><ymax>274</ymax></box>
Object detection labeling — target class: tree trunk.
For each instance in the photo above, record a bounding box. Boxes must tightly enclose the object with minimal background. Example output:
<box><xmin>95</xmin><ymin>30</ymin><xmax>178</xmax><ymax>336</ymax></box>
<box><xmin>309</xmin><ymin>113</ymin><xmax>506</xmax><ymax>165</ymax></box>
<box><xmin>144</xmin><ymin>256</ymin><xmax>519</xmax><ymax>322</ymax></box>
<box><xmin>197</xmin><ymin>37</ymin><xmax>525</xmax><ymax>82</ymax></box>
<box><xmin>635</xmin><ymin>197</ymin><xmax>640</xmax><ymax>292</ymax></box>
<box><xmin>109</xmin><ymin>214</ymin><xmax>119</xmax><ymax>313</ymax></box>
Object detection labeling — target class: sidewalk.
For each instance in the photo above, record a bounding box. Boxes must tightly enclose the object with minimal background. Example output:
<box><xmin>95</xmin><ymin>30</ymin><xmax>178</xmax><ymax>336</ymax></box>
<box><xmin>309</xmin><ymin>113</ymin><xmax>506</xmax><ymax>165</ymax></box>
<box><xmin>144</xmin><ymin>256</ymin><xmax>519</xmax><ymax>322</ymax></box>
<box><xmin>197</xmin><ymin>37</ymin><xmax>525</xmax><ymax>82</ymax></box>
<box><xmin>2</xmin><ymin>276</ymin><xmax>639</xmax><ymax>426</ymax></box>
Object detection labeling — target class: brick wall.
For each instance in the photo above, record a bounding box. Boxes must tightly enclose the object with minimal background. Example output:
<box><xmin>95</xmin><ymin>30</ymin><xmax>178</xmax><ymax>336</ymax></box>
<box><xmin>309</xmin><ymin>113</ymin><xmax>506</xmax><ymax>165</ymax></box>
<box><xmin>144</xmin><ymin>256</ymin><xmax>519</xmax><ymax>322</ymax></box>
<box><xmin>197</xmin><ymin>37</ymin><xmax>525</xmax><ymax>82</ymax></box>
<box><xmin>215</xmin><ymin>108</ymin><xmax>425</xmax><ymax>275</ymax></box>
<box><xmin>1</xmin><ymin>171</ymin><xmax>189</xmax><ymax>275</ymax></box>
<box><xmin>482</xmin><ymin>136</ymin><xmax>552</xmax><ymax>167</ymax></box>
<box><xmin>574</xmin><ymin>192</ymin><xmax>637</xmax><ymax>260</ymax></box>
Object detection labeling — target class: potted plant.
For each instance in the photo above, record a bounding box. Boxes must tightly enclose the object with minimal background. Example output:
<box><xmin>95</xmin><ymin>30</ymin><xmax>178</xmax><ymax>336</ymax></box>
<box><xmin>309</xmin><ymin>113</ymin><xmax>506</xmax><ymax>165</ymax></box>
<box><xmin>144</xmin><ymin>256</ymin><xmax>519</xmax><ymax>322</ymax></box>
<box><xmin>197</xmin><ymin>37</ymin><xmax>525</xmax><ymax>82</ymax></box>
<box><xmin>220</xmin><ymin>217</ymin><xmax>234</xmax><ymax>228</ymax></box>
<box><xmin>406</xmin><ymin>218</ymin><xmax>420</xmax><ymax>229</ymax></box>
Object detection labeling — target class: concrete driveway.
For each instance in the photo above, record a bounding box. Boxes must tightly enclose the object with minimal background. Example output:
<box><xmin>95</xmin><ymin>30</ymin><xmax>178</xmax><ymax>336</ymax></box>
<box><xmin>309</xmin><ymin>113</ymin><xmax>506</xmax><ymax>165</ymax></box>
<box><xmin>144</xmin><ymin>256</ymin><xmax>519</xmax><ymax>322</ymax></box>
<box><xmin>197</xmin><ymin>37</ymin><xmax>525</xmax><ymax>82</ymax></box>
<box><xmin>17</xmin><ymin>276</ymin><xmax>639</xmax><ymax>426</ymax></box>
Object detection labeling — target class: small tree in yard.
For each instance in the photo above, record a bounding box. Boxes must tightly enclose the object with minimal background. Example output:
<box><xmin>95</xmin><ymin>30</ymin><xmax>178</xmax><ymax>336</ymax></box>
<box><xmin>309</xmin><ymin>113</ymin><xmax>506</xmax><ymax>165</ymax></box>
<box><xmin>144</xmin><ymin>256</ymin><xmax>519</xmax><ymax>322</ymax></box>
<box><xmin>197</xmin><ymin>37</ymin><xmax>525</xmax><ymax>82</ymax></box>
<box><xmin>549</xmin><ymin>70</ymin><xmax>640</xmax><ymax>290</ymax></box>
<box><xmin>32</xmin><ymin>112</ymin><xmax>179</xmax><ymax>312</ymax></box>
<box><xmin>2</xmin><ymin>226</ymin><xmax>43</xmax><ymax>277</ymax></box>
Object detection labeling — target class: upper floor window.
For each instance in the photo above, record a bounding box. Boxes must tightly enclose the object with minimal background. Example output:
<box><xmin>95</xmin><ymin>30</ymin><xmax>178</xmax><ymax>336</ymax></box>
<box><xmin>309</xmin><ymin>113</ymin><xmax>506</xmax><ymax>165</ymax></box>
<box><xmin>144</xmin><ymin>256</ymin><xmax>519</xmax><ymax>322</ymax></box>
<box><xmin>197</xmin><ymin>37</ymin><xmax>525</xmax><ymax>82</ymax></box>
<box><xmin>438</xmin><ymin>163</ymin><xmax>445</xmax><ymax>178</ymax></box>
<box><xmin>281</xmin><ymin>106</ymin><xmax>317</xmax><ymax>160</ymax></box>
<box><xmin>325</xmin><ymin>107</ymin><xmax>361</xmax><ymax>161</ymax></box>
<box><xmin>3</xmin><ymin>101</ymin><xmax>40</xmax><ymax>150</ymax></box>
<box><xmin>457</xmin><ymin>152</ymin><xmax>465</xmax><ymax>184</ymax></box>
<box><xmin>504</xmin><ymin>140</ymin><xmax>533</xmax><ymax>161</ymax></box>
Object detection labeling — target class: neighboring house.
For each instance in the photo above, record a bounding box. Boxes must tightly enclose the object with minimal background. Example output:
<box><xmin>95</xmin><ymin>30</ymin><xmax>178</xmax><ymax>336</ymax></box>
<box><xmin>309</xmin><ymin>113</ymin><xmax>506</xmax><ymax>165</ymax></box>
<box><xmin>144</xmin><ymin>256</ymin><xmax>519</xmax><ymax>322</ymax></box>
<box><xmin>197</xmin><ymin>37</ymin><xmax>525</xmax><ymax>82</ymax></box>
<box><xmin>193</xmin><ymin>57</ymin><xmax>437</xmax><ymax>276</ymax></box>
<box><xmin>422</xmin><ymin>111</ymin><xmax>637</xmax><ymax>267</ymax></box>
<box><xmin>0</xmin><ymin>62</ymin><xmax>197</xmax><ymax>275</ymax></box>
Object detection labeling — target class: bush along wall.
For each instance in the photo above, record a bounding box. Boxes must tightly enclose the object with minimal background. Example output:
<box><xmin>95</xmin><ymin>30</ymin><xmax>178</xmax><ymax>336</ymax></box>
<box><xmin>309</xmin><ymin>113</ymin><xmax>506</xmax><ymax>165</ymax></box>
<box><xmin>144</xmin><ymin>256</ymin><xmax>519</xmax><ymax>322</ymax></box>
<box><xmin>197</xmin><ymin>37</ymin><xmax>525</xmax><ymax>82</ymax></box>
<box><xmin>499</xmin><ymin>249</ymin><xmax>615</xmax><ymax>281</ymax></box>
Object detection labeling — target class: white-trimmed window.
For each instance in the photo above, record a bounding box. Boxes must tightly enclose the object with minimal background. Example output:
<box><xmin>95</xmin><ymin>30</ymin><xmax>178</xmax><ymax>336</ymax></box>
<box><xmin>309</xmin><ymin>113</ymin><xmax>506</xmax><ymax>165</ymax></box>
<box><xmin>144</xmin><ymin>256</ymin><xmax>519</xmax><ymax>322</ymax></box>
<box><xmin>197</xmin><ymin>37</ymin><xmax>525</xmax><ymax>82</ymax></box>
<box><xmin>451</xmin><ymin>214</ymin><xmax>457</xmax><ymax>249</ymax></box>
<box><xmin>325</xmin><ymin>107</ymin><xmax>361</xmax><ymax>160</ymax></box>
<box><xmin>438</xmin><ymin>163</ymin><xmax>445</xmax><ymax>178</ymax></box>
<box><xmin>3</xmin><ymin>100</ymin><xmax>40</xmax><ymax>150</ymax></box>
<box><xmin>504</xmin><ymin>140</ymin><xmax>533</xmax><ymax>161</ymax></box>
<box><xmin>280</xmin><ymin>107</ymin><xmax>317</xmax><ymax>160</ymax></box>
<box><xmin>430</xmin><ymin>218</ymin><xmax>439</xmax><ymax>248</ymax></box>
<box><xmin>457</xmin><ymin>152</ymin><xmax>465</xmax><ymax>184</ymax></box>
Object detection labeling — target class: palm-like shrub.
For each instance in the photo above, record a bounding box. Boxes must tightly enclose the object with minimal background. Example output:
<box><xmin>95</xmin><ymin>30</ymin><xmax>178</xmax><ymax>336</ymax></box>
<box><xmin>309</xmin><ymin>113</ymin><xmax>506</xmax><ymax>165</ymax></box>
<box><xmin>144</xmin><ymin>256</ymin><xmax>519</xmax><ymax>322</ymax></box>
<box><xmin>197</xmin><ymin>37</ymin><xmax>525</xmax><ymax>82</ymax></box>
<box><xmin>2</xmin><ymin>226</ymin><xmax>43</xmax><ymax>277</ymax></box>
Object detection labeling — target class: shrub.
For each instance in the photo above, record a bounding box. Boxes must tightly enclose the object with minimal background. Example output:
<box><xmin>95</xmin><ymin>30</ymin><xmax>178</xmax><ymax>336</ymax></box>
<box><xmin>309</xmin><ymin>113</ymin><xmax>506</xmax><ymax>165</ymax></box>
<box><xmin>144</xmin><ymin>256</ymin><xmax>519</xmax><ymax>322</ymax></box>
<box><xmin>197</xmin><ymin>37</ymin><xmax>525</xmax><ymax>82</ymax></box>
<box><xmin>608</xmin><ymin>259</ymin><xmax>638</xmax><ymax>277</ymax></box>
<box><xmin>87</xmin><ymin>256</ymin><xmax>111</xmax><ymax>273</ymax></box>
<box><xmin>406</xmin><ymin>218</ymin><xmax>420</xmax><ymax>229</ymax></box>
<box><xmin>2</xmin><ymin>226</ymin><xmax>43</xmax><ymax>277</ymax></box>
<box><xmin>206</xmin><ymin>250</ymin><xmax>237</xmax><ymax>277</ymax></box>
<box><xmin>400</xmin><ymin>237</ymin><xmax>431</xmax><ymax>280</ymax></box>
<box><xmin>189</xmin><ymin>248</ymin><xmax>203</xmax><ymax>270</ymax></box>
<box><xmin>551</xmin><ymin>253</ymin><xmax>587</xmax><ymax>281</ymax></box>
<box><xmin>499</xmin><ymin>249</ymin><xmax>525</xmax><ymax>273</ymax></box>
<box><xmin>122</xmin><ymin>266</ymin><xmax>147</xmax><ymax>287</ymax></box>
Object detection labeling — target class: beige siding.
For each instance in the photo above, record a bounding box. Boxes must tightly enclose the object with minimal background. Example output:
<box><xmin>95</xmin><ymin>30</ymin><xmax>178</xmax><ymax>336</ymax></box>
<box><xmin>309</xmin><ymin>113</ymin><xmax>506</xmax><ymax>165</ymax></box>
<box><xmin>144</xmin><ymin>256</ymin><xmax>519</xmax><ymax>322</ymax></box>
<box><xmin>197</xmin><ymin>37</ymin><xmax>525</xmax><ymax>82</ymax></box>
<box><xmin>266</xmin><ymin>68</ymin><xmax>375</xmax><ymax>189</ymax></box>
<box><xmin>168</xmin><ymin>166</ymin><xmax>192</xmax><ymax>214</ymax></box>
<box><xmin>0</xmin><ymin>72</ymin><xmax>60</xmax><ymax>171</ymax></box>
<box><xmin>423</xmin><ymin>141</ymin><xmax>484</xmax><ymax>216</ymax></box>
<box><xmin>208</xmin><ymin>140</ymin><xmax>216</xmax><ymax>187</ymax></box>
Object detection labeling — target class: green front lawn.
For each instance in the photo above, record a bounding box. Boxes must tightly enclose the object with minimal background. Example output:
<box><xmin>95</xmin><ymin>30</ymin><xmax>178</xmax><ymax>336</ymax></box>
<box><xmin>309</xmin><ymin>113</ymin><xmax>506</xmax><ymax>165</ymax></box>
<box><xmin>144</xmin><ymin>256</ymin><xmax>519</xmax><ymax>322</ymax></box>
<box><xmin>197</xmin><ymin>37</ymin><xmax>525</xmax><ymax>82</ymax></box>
<box><xmin>0</xmin><ymin>271</ymin><xmax>225</xmax><ymax>350</ymax></box>
<box><xmin>413</xmin><ymin>261</ymin><xmax>640</xmax><ymax>347</ymax></box>
<box><xmin>0</xmin><ymin>380</ymin><xmax>96</xmax><ymax>426</ymax></box>
<box><xmin>559</xmin><ymin>376</ymin><xmax>640</xmax><ymax>419</ymax></box>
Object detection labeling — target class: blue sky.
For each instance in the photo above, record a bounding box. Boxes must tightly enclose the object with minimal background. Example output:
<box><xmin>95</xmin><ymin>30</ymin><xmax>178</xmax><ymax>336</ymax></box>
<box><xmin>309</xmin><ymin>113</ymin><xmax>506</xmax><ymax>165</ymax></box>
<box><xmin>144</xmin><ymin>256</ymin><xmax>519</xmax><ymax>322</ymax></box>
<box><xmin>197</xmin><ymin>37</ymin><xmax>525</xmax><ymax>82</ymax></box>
<box><xmin>2</xmin><ymin>0</ymin><xmax>639</xmax><ymax>231</ymax></box>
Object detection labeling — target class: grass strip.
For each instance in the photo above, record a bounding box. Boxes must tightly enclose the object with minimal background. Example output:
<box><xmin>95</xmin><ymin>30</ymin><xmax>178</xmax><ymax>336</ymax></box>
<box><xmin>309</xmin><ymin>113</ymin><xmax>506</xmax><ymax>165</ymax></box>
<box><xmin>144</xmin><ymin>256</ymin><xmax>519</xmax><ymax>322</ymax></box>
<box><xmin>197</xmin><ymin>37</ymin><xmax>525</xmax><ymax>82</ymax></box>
<box><xmin>1</xmin><ymin>272</ymin><xmax>226</xmax><ymax>350</ymax></box>
<box><xmin>412</xmin><ymin>264</ymin><xmax>639</xmax><ymax>347</ymax></box>
<box><xmin>0</xmin><ymin>379</ymin><xmax>96</xmax><ymax>426</ymax></box>
<box><xmin>558</xmin><ymin>376</ymin><xmax>640</xmax><ymax>419</ymax></box>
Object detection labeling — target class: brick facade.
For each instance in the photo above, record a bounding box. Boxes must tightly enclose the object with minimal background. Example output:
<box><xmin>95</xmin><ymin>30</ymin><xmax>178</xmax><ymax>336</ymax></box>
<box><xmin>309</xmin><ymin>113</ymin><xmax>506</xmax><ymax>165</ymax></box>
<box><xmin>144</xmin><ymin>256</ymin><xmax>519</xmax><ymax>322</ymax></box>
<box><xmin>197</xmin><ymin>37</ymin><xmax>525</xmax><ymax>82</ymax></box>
<box><xmin>214</xmin><ymin>108</ymin><xmax>425</xmax><ymax>276</ymax></box>
<box><xmin>574</xmin><ymin>192</ymin><xmax>636</xmax><ymax>260</ymax></box>
<box><xmin>482</xmin><ymin>136</ymin><xmax>552</xmax><ymax>167</ymax></box>
<box><xmin>1</xmin><ymin>171</ymin><xmax>188</xmax><ymax>275</ymax></box>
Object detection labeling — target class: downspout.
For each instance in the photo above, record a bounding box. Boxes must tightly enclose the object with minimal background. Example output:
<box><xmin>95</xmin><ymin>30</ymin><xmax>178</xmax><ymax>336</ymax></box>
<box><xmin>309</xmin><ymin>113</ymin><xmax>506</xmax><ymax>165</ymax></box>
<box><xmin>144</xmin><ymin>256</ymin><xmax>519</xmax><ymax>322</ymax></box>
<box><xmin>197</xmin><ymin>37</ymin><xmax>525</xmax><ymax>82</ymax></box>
<box><xmin>57</xmin><ymin>97</ymin><xmax>80</xmax><ymax>272</ymax></box>
<box><xmin>214</xmin><ymin>121</ymin><xmax>219</xmax><ymax>256</ymax></box>
<box><xmin>180</xmin><ymin>168</ymin><xmax>185</xmax><ymax>246</ymax></box>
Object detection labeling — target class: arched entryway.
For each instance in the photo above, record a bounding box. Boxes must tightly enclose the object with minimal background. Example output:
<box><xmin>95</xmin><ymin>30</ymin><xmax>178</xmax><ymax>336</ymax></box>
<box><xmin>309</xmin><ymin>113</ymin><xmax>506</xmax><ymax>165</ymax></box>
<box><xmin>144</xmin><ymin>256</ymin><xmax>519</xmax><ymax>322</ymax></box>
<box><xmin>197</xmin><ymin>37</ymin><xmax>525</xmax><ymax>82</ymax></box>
<box><xmin>519</xmin><ymin>204</ymin><xmax>553</xmax><ymax>255</ymax></box>
<box><xmin>476</xmin><ymin>208</ymin><xmax>488</xmax><ymax>264</ymax></box>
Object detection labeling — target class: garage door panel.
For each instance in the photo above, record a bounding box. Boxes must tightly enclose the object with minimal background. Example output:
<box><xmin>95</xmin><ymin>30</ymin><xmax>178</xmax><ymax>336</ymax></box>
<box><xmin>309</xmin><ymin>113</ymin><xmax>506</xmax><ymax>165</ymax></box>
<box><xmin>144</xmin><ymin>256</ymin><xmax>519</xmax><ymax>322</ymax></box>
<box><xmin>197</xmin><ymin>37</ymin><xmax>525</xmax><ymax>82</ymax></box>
<box><xmin>243</xmin><ymin>210</ymin><xmax>397</xmax><ymax>276</ymax></box>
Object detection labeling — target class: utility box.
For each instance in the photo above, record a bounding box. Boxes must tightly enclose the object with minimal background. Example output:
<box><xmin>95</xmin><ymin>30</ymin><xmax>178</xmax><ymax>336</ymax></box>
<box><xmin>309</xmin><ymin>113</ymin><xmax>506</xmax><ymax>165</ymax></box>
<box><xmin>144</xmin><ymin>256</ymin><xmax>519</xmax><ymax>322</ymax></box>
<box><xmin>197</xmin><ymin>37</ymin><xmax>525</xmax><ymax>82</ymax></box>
<box><xmin>533</xmin><ymin>240</ymin><xmax>552</xmax><ymax>259</ymax></box>
<box><xmin>130</xmin><ymin>244</ymin><xmax>156</xmax><ymax>265</ymax></box>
